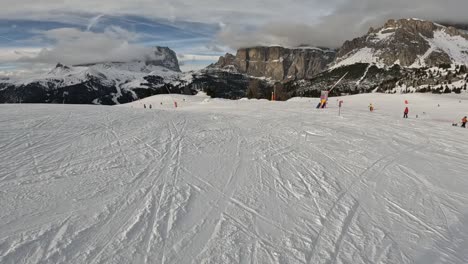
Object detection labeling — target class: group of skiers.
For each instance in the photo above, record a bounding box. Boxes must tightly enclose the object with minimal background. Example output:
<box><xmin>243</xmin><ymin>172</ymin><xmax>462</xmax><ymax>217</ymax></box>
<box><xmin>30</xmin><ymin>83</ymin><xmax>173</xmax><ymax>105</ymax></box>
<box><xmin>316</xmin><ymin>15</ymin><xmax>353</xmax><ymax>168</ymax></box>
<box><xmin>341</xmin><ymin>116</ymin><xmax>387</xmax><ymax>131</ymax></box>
<box><xmin>369</xmin><ymin>103</ymin><xmax>409</xmax><ymax>118</ymax></box>
<box><xmin>402</xmin><ymin>107</ymin><xmax>467</xmax><ymax>127</ymax></box>
<box><xmin>400</xmin><ymin>107</ymin><xmax>466</xmax><ymax>126</ymax></box>
<box><xmin>142</xmin><ymin>101</ymin><xmax>179</xmax><ymax>109</ymax></box>
<box><xmin>367</xmin><ymin>102</ymin><xmax>467</xmax><ymax>128</ymax></box>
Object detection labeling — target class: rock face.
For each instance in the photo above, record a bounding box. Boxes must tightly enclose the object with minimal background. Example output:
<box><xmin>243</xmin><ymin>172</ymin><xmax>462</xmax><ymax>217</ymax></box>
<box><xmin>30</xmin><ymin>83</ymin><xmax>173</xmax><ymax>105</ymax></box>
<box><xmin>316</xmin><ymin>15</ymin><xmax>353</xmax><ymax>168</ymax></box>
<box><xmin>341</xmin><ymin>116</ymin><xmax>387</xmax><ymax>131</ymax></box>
<box><xmin>334</xmin><ymin>18</ymin><xmax>468</xmax><ymax>68</ymax></box>
<box><xmin>212</xmin><ymin>46</ymin><xmax>336</xmax><ymax>81</ymax></box>
<box><xmin>190</xmin><ymin>68</ymin><xmax>273</xmax><ymax>99</ymax></box>
<box><xmin>148</xmin><ymin>46</ymin><xmax>181</xmax><ymax>72</ymax></box>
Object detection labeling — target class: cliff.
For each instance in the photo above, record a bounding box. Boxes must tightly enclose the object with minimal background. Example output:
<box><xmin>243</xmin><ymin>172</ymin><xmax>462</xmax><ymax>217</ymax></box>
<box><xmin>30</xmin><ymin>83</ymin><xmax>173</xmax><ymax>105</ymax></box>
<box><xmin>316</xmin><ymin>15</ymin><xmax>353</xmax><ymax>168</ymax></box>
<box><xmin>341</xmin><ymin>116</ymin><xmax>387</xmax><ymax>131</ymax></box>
<box><xmin>211</xmin><ymin>46</ymin><xmax>336</xmax><ymax>81</ymax></box>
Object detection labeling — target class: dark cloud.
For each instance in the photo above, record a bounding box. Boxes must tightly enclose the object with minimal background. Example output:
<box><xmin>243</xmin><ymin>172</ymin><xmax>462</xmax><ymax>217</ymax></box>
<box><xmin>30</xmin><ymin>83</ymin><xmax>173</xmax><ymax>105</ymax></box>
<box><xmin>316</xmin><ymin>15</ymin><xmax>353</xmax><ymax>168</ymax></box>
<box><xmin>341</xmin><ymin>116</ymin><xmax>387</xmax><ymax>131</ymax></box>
<box><xmin>216</xmin><ymin>0</ymin><xmax>468</xmax><ymax>49</ymax></box>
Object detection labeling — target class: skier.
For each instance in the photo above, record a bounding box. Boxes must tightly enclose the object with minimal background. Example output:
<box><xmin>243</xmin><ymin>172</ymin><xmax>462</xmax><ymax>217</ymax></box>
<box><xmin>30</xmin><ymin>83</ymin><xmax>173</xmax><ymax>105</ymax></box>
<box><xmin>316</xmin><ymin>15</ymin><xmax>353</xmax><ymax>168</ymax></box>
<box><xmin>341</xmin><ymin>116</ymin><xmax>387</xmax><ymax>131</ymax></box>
<box><xmin>149</xmin><ymin>104</ymin><xmax>152</xmax><ymax>109</ymax></box>
<box><xmin>144</xmin><ymin>104</ymin><xmax>146</xmax><ymax>109</ymax></box>
<box><xmin>462</xmin><ymin>116</ymin><xmax>467</xmax><ymax>128</ymax></box>
<box><xmin>403</xmin><ymin>107</ymin><xmax>409</xmax><ymax>118</ymax></box>
<box><xmin>369</xmin><ymin>103</ymin><xmax>374</xmax><ymax>112</ymax></box>
<box><xmin>321</xmin><ymin>99</ymin><xmax>327</xmax><ymax>108</ymax></box>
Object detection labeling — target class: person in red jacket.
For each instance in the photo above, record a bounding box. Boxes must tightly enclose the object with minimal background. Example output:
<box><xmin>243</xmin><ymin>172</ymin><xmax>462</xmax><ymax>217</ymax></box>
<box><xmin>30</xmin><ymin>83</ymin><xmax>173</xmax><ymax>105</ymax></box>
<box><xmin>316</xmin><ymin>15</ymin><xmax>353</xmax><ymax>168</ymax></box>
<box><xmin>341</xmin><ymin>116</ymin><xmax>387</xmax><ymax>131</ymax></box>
<box><xmin>462</xmin><ymin>116</ymin><xmax>467</xmax><ymax>128</ymax></box>
<box><xmin>403</xmin><ymin>107</ymin><xmax>409</xmax><ymax>118</ymax></box>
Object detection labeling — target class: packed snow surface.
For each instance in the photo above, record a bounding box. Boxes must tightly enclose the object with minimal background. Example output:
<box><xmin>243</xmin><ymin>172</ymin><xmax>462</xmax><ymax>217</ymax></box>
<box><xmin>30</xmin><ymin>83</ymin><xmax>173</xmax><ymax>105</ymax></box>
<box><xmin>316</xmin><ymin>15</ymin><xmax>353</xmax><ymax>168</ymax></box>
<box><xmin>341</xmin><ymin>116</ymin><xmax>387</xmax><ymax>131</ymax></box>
<box><xmin>1</xmin><ymin>93</ymin><xmax>468</xmax><ymax>264</ymax></box>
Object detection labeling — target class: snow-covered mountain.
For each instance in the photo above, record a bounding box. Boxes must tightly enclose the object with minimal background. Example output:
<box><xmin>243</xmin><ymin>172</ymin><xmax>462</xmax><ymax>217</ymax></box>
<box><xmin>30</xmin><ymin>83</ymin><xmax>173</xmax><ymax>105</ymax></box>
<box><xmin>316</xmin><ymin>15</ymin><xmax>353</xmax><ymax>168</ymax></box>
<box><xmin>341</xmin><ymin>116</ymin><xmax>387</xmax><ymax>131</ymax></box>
<box><xmin>0</xmin><ymin>47</ymin><xmax>192</xmax><ymax>105</ymax></box>
<box><xmin>204</xmin><ymin>19</ymin><xmax>468</xmax><ymax>100</ymax></box>
<box><xmin>333</xmin><ymin>18</ymin><xmax>468</xmax><ymax>68</ymax></box>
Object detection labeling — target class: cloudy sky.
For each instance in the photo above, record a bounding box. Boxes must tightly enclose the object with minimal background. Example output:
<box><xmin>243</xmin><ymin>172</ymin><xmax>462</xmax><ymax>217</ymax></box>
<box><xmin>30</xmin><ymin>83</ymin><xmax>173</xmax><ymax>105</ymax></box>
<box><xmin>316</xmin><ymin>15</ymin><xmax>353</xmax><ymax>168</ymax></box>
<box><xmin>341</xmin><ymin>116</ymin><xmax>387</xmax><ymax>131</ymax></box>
<box><xmin>1</xmin><ymin>0</ymin><xmax>467</xmax><ymax>74</ymax></box>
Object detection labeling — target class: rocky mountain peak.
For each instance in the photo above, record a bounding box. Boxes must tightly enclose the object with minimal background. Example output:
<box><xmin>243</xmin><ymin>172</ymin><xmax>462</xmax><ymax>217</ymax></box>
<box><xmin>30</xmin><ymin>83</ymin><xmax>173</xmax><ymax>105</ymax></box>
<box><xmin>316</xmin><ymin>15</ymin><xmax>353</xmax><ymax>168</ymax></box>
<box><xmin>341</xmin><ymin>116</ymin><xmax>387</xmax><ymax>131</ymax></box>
<box><xmin>48</xmin><ymin>63</ymin><xmax>72</xmax><ymax>75</ymax></box>
<box><xmin>334</xmin><ymin>18</ymin><xmax>468</xmax><ymax>68</ymax></box>
<box><xmin>380</xmin><ymin>18</ymin><xmax>439</xmax><ymax>38</ymax></box>
<box><xmin>145</xmin><ymin>46</ymin><xmax>181</xmax><ymax>72</ymax></box>
<box><xmin>55</xmin><ymin>63</ymin><xmax>70</xmax><ymax>69</ymax></box>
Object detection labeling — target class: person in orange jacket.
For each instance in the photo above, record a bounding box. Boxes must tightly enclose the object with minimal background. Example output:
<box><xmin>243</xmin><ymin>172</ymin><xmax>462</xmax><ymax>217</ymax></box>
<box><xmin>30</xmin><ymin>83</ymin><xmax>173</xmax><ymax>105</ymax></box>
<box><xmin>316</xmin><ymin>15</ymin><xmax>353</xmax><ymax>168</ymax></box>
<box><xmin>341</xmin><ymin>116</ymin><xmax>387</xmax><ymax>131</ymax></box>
<box><xmin>462</xmin><ymin>116</ymin><xmax>467</xmax><ymax>128</ymax></box>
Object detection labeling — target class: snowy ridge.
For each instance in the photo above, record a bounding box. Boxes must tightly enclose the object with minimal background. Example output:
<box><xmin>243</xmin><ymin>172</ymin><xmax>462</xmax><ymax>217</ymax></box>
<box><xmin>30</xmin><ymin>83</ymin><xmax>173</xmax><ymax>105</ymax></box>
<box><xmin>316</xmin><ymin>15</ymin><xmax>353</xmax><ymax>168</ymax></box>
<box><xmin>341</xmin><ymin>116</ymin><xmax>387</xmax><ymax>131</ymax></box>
<box><xmin>4</xmin><ymin>61</ymin><xmax>181</xmax><ymax>87</ymax></box>
<box><xmin>0</xmin><ymin>46</ymin><xmax>185</xmax><ymax>105</ymax></box>
<box><xmin>0</xmin><ymin>60</ymin><xmax>193</xmax><ymax>105</ymax></box>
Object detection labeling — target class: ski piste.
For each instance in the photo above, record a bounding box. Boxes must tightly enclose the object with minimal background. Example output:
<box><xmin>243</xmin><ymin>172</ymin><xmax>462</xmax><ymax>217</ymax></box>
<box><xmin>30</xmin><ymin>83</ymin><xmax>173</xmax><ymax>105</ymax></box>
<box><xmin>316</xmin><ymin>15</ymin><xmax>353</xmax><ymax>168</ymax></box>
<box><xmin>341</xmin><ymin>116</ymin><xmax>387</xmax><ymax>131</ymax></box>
<box><xmin>1</xmin><ymin>92</ymin><xmax>467</xmax><ymax>264</ymax></box>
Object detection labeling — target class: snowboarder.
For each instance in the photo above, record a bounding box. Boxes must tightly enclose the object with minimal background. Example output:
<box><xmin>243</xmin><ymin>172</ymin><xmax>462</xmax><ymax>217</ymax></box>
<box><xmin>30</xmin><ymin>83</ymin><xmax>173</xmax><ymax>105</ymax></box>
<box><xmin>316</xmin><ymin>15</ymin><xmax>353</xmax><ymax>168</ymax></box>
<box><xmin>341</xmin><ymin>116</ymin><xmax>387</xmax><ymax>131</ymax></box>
<box><xmin>462</xmin><ymin>116</ymin><xmax>467</xmax><ymax>128</ymax></box>
<box><xmin>144</xmin><ymin>104</ymin><xmax>146</xmax><ymax>109</ymax></box>
<box><xmin>403</xmin><ymin>107</ymin><xmax>409</xmax><ymax>118</ymax></box>
<box><xmin>149</xmin><ymin>104</ymin><xmax>152</xmax><ymax>109</ymax></box>
<box><xmin>369</xmin><ymin>103</ymin><xmax>374</xmax><ymax>112</ymax></box>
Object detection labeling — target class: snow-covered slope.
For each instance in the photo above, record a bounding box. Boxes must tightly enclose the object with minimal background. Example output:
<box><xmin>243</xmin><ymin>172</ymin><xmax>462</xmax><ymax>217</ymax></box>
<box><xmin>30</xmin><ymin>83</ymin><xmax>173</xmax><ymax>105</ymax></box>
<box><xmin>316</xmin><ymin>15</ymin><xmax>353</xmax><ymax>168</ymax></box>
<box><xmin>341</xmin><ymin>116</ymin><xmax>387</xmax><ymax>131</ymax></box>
<box><xmin>1</xmin><ymin>93</ymin><xmax>468</xmax><ymax>263</ymax></box>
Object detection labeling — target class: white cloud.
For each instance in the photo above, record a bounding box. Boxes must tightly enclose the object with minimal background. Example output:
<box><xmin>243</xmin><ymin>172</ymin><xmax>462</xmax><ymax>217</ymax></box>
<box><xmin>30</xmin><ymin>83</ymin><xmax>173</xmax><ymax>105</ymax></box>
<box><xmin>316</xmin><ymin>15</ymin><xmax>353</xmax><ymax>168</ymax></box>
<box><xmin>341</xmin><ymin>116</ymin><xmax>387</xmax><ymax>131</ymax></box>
<box><xmin>86</xmin><ymin>14</ymin><xmax>105</xmax><ymax>31</ymax></box>
<box><xmin>16</xmin><ymin>27</ymin><xmax>159</xmax><ymax>65</ymax></box>
<box><xmin>0</xmin><ymin>47</ymin><xmax>41</xmax><ymax>62</ymax></box>
<box><xmin>0</xmin><ymin>0</ymin><xmax>333</xmax><ymax>25</ymax></box>
<box><xmin>178</xmin><ymin>54</ymin><xmax>220</xmax><ymax>62</ymax></box>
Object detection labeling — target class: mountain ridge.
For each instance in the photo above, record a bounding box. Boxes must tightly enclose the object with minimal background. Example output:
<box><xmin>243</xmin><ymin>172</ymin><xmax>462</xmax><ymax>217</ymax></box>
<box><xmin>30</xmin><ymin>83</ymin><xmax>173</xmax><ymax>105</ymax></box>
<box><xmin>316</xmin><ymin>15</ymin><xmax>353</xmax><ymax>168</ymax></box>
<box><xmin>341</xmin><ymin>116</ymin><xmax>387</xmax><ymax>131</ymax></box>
<box><xmin>1</xmin><ymin>18</ymin><xmax>468</xmax><ymax>104</ymax></box>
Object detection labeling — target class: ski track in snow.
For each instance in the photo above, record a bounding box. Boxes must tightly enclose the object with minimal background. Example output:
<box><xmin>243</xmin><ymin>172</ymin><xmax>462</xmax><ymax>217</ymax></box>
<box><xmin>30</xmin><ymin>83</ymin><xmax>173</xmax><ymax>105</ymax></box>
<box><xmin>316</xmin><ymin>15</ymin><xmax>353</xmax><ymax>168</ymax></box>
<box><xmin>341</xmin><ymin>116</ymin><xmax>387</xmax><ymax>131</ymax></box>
<box><xmin>1</xmin><ymin>93</ymin><xmax>468</xmax><ymax>264</ymax></box>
